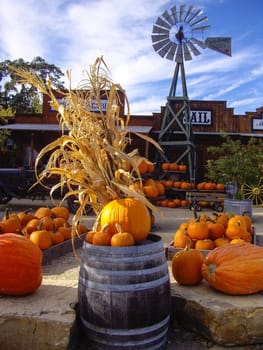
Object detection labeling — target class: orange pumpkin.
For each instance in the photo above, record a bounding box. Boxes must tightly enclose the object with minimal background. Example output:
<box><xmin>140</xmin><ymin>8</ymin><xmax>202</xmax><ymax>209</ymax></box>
<box><xmin>187</xmin><ymin>219</ymin><xmax>209</xmax><ymax>240</ymax></box>
<box><xmin>156</xmin><ymin>182</ymin><xmax>165</xmax><ymax>195</ymax></box>
<box><xmin>146</xmin><ymin>160</ymin><xmax>155</xmax><ymax>173</ymax></box>
<box><xmin>173</xmin><ymin>229</ymin><xmax>194</xmax><ymax>249</ymax></box>
<box><xmin>197</xmin><ymin>182</ymin><xmax>206</xmax><ymax>190</ymax></box>
<box><xmin>216</xmin><ymin>183</ymin><xmax>225</xmax><ymax>191</ymax></box>
<box><xmin>169</xmin><ymin>163</ymin><xmax>178</xmax><ymax>171</ymax></box>
<box><xmin>195</xmin><ymin>238</ymin><xmax>214</xmax><ymax>250</ymax></box>
<box><xmin>143</xmin><ymin>185</ymin><xmax>159</xmax><ymax>198</ymax></box>
<box><xmin>34</xmin><ymin>207</ymin><xmax>53</xmax><ymax>220</ymax></box>
<box><xmin>214</xmin><ymin>236</ymin><xmax>230</xmax><ymax>247</ymax></box>
<box><xmin>207</xmin><ymin>221</ymin><xmax>225</xmax><ymax>240</ymax></box>
<box><xmin>134</xmin><ymin>156</ymin><xmax>148</xmax><ymax>174</ymax></box>
<box><xmin>49</xmin><ymin>228</ymin><xmax>65</xmax><ymax>245</ymax></box>
<box><xmin>51</xmin><ymin>206</ymin><xmax>70</xmax><ymax>221</ymax></box>
<box><xmin>30</xmin><ymin>229</ymin><xmax>53</xmax><ymax>250</ymax></box>
<box><xmin>99</xmin><ymin>198</ymin><xmax>151</xmax><ymax>243</ymax></box>
<box><xmin>225</xmin><ymin>222</ymin><xmax>252</xmax><ymax>242</ymax></box>
<box><xmin>111</xmin><ymin>224</ymin><xmax>134</xmax><ymax>247</ymax></box>
<box><xmin>0</xmin><ymin>233</ymin><xmax>42</xmax><ymax>295</ymax></box>
<box><xmin>172</xmin><ymin>239</ymin><xmax>204</xmax><ymax>285</ymax></box>
<box><xmin>58</xmin><ymin>225</ymin><xmax>72</xmax><ymax>240</ymax></box>
<box><xmin>92</xmin><ymin>224</ymin><xmax>112</xmax><ymax>246</ymax></box>
<box><xmin>161</xmin><ymin>163</ymin><xmax>169</xmax><ymax>170</ymax></box>
<box><xmin>178</xmin><ymin>164</ymin><xmax>187</xmax><ymax>172</ymax></box>
<box><xmin>202</xmin><ymin>242</ymin><xmax>263</xmax><ymax>295</ymax></box>
<box><xmin>17</xmin><ymin>209</ymin><xmax>36</xmax><ymax>227</ymax></box>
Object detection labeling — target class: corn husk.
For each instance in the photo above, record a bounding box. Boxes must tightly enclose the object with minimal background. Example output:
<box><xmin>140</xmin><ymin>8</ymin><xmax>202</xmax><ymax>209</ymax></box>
<box><xmin>9</xmin><ymin>57</ymin><xmax>162</xmax><ymax>241</ymax></box>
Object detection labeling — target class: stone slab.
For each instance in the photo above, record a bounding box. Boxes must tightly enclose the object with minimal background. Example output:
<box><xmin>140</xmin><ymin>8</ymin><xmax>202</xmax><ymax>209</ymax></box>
<box><xmin>0</xmin><ymin>278</ymin><xmax>78</xmax><ymax>350</ymax></box>
<box><xmin>169</xmin><ymin>263</ymin><xmax>263</xmax><ymax>347</ymax></box>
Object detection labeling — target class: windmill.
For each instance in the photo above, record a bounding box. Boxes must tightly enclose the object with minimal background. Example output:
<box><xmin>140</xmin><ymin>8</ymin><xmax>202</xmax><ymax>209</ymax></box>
<box><xmin>151</xmin><ymin>4</ymin><xmax>231</xmax><ymax>183</ymax></box>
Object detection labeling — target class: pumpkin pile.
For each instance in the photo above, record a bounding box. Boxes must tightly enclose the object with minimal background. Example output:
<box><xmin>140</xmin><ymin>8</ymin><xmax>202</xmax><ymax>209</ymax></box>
<box><xmin>0</xmin><ymin>206</ymin><xmax>88</xmax><ymax>250</ymax></box>
<box><xmin>85</xmin><ymin>197</ymin><xmax>151</xmax><ymax>247</ymax></box>
<box><xmin>173</xmin><ymin>211</ymin><xmax>254</xmax><ymax>251</ymax></box>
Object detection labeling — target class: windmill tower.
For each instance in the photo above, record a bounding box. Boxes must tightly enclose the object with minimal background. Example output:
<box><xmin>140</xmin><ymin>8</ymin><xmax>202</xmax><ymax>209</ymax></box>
<box><xmin>151</xmin><ymin>4</ymin><xmax>231</xmax><ymax>183</ymax></box>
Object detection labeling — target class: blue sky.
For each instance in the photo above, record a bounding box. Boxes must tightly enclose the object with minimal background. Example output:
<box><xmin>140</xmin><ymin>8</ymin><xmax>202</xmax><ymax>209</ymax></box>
<box><xmin>0</xmin><ymin>0</ymin><xmax>262</xmax><ymax>116</ymax></box>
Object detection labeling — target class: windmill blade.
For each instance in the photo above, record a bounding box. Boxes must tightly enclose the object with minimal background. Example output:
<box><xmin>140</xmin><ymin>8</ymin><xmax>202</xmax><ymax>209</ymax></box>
<box><xmin>180</xmin><ymin>4</ymin><xmax>185</xmax><ymax>22</ymax></box>
<box><xmin>158</xmin><ymin>42</ymin><xmax>174</xmax><ymax>58</ymax></box>
<box><xmin>192</xmin><ymin>25</ymin><xmax>211</xmax><ymax>32</ymax></box>
<box><xmin>187</xmin><ymin>40</ymin><xmax>201</xmax><ymax>56</ymax></box>
<box><xmin>152</xmin><ymin>25</ymin><xmax>170</xmax><ymax>35</ymax></box>
<box><xmin>151</xmin><ymin>34</ymin><xmax>169</xmax><ymax>43</ymax></box>
<box><xmin>188</xmin><ymin>9</ymin><xmax>203</xmax><ymax>24</ymax></box>
<box><xmin>152</xmin><ymin>38</ymin><xmax>171</xmax><ymax>51</ymax></box>
<box><xmin>156</xmin><ymin>17</ymin><xmax>171</xmax><ymax>29</ymax></box>
<box><xmin>183</xmin><ymin>43</ymin><xmax>192</xmax><ymax>61</ymax></box>
<box><xmin>184</xmin><ymin>5</ymin><xmax>195</xmax><ymax>22</ymax></box>
<box><xmin>191</xmin><ymin>37</ymin><xmax>207</xmax><ymax>49</ymax></box>
<box><xmin>162</xmin><ymin>10</ymin><xmax>175</xmax><ymax>26</ymax></box>
<box><xmin>166</xmin><ymin>43</ymin><xmax>177</xmax><ymax>61</ymax></box>
<box><xmin>191</xmin><ymin>16</ymin><xmax>209</xmax><ymax>27</ymax></box>
<box><xmin>170</xmin><ymin>6</ymin><xmax>179</xmax><ymax>24</ymax></box>
<box><xmin>205</xmin><ymin>37</ymin><xmax>232</xmax><ymax>56</ymax></box>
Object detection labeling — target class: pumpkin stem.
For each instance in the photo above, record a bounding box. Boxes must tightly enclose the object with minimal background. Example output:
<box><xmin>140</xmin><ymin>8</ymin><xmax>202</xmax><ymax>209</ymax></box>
<box><xmin>184</xmin><ymin>237</ymin><xmax>192</xmax><ymax>251</ymax></box>
<box><xmin>115</xmin><ymin>223</ymin><xmax>123</xmax><ymax>233</ymax></box>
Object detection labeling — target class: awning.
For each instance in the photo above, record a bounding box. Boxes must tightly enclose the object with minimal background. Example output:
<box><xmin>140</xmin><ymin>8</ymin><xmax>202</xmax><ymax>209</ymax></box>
<box><xmin>0</xmin><ymin>123</ymin><xmax>152</xmax><ymax>134</ymax></box>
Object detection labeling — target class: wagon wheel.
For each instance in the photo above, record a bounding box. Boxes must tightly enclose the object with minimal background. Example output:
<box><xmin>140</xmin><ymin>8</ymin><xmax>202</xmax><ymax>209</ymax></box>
<box><xmin>243</xmin><ymin>177</ymin><xmax>263</xmax><ymax>206</ymax></box>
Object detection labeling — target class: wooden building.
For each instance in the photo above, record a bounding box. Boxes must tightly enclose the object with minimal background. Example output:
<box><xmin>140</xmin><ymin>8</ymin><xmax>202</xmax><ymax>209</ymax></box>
<box><xmin>0</xmin><ymin>92</ymin><xmax>262</xmax><ymax>183</ymax></box>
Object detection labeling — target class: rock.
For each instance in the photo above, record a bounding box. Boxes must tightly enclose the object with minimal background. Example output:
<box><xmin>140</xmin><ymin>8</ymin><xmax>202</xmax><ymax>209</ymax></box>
<box><xmin>170</xmin><ymin>275</ymin><xmax>263</xmax><ymax>346</ymax></box>
<box><xmin>0</xmin><ymin>279</ymin><xmax>77</xmax><ymax>350</ymax></box>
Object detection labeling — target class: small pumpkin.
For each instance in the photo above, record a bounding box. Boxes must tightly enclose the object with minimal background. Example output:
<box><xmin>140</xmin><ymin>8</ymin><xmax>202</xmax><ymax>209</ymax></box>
<box><xmin>143</xmin><ymin>184</ymin><xmax>159</xmax><ymax>198</ymax></box>
<box><xmin>172</xmin><ymin>239</ymin><xmax>204</xmax><ymax>285</ymax></box>
<box><xmin>0</xmin><ymin>233</ymin><xmax>42</xmax><ymax>295</ymax></box>
<box><xmin>30</xmin><ymin>228</ymin><xmax>53</xmax><ymax>250</ymax></box>
<box><xmin>187</xmin><ymin>219</ymin><xmax>209</xmax><ymax>240</ymax></box>
<box><xmin>213</xmin><ymin>236</ymin><xmax>230</xmax><ymax>248</ymax></box>
<box><xmin>49</xmin><ymin>226</ymin><xmax>65</xmax><ymax>245</ymax></box>
<box><xmin>0</xmin><ymin>208</ymin><xmax>22</xmax><ymax>234</ymax></box>
<box><xmin>58</xmin><ymin>225</ymin><xmax>72</xmax><ymax>240</ymax></box>
<box><xmin>195</xmin><ymin>238</ymin><xmax>214</xmax><ymax>250</ymax></box>
<box><xmin>111</xmin><ymin>224</ymin><xmax>134</xmax><ymax>247</ymax></box>
<box><xmin>51</xmin><ymin>206</ymin><xmax>70</xmax><ymax>221</ymax></box>
<box><xmin>99</xmin><ymin>198</ymin><xmax>151</xmax><ymax>243</ymax></box>
<box><xmin>34</xmin><ymin>207</ymin><xmax>53</xmax><ymax>220</ymax></box>
<box><xmin>202</xmin><ymin>242</ymin><xmax>263</xmax><ymax>295</ymax></box>
<box><xmin>92</xmin><ymin>224</ymin><xmax>111</xmax><ymax>246</ymax></box>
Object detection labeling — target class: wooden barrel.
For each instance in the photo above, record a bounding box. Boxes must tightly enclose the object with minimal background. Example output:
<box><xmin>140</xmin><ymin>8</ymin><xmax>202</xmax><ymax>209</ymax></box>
<box><xmin>78</xmin><ymin>234</ymin><xmax>171</xmax><ymax>349</ymax></box>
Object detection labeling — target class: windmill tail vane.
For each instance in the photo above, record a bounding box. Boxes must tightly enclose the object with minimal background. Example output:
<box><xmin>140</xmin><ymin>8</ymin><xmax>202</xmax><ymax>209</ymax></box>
<box><xmin>152</xmin><ymin>4</ymin><xmax>232</xmax><ymax>62</ymax></box>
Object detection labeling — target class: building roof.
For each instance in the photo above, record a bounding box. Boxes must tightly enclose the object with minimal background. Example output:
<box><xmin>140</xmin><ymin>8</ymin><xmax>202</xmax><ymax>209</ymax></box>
<box><xmin>0</xmin><ymin>123</ymin><xmax>152</xmax><ymax>134</ymax></box>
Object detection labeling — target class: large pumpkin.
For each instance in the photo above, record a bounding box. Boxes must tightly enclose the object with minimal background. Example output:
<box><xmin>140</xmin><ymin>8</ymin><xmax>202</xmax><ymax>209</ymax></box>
<box><xmin>0</xmin><ymin>233</ymin><xmax>42</xmax><ymax>295</ymax></box>
<box><xmin>202</xmin><ymin>242</ymin><xmax>263</xmax><ymax>295</ymax></box>
<box><xmin>99</xmin><ymin>198</ymin><xmax>151</xmax><ymax>243</ymax></box>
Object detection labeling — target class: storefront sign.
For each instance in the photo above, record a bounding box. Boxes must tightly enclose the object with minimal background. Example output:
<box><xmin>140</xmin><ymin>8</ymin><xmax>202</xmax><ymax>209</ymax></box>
<box><xmin>50</xmin><ymin>98</ymin><xmax>108</xmax><ymax>112</ymax></box>
<box><xmin>252</xmin><ymin>118</ymin><xmax>263</xmax><ymax>131</ymax></box>
<box><xmin>183</xmin><ymin>110</ymin><xmax>212</xmax><ymax>125</ymax></box>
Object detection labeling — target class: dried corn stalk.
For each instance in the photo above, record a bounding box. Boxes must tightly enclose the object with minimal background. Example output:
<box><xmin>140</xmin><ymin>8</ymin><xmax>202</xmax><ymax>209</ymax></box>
<box><xmin>9</xmin><ymin>57</ymin><xmax>162</xmax><ymax>238</ymax></box>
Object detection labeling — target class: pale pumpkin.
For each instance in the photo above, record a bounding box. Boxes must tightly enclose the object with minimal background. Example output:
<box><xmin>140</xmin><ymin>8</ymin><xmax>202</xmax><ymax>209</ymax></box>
<box><xmin>202</xmin><ymin>242</ymin><xmax>263</xmax><ymax>295</ymax></box>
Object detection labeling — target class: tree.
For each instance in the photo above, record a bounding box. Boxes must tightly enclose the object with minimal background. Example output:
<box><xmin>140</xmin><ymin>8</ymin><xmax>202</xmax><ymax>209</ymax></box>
<box><xmin>0</xmin><ymin>57</ymin><xmax>65</xmax><ymax>114</ymax></box>
<box><xmin>205</xmin><ymin>133</ymin><xmax>263</xmax><ymax>199</ymax></box>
